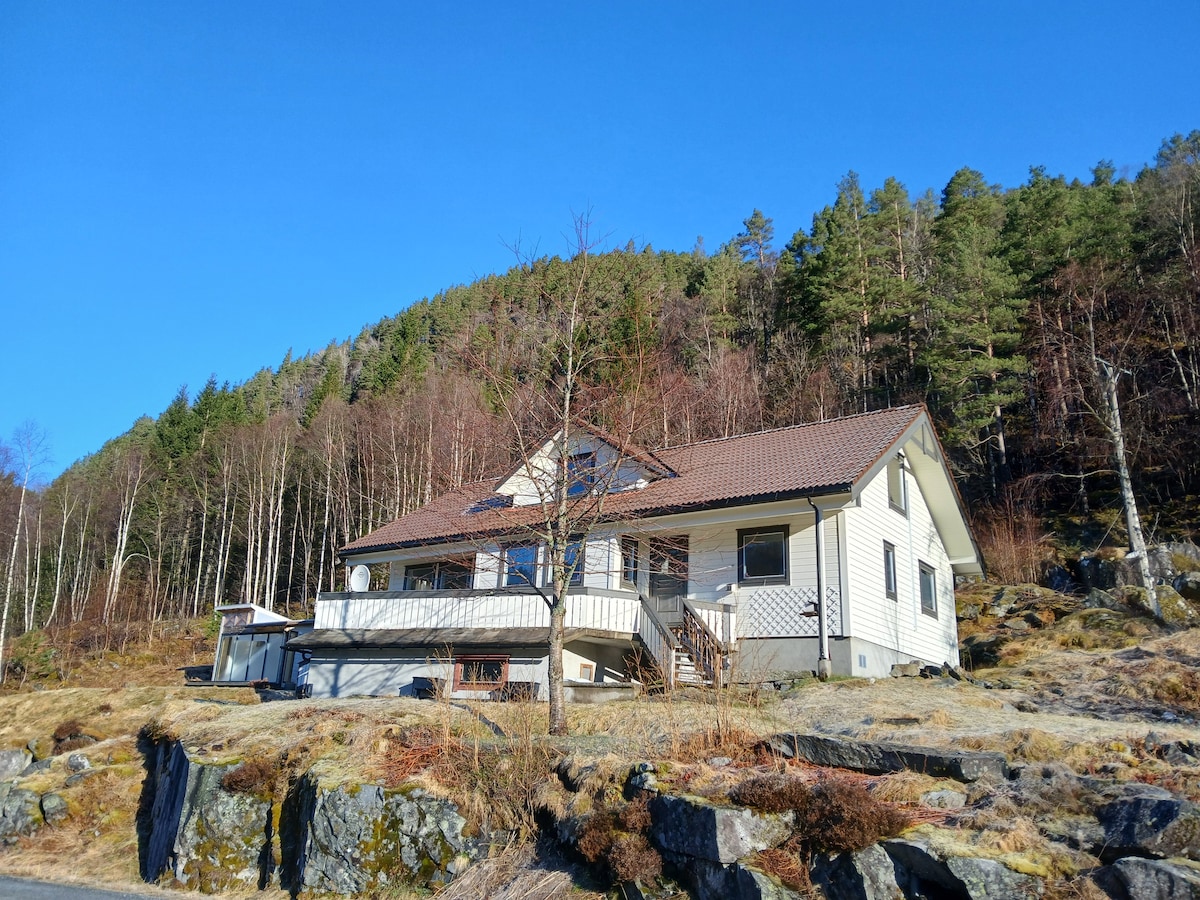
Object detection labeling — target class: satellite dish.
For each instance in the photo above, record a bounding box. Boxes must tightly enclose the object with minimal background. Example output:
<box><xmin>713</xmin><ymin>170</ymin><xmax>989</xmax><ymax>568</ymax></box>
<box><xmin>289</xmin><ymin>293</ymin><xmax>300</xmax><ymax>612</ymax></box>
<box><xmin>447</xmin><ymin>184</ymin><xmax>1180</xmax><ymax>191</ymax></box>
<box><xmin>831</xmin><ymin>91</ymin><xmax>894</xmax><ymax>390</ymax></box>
<box><xmin>349</xmin><ymin>565</ymin><xmax>371</xmax><ymax>592</ymax></box>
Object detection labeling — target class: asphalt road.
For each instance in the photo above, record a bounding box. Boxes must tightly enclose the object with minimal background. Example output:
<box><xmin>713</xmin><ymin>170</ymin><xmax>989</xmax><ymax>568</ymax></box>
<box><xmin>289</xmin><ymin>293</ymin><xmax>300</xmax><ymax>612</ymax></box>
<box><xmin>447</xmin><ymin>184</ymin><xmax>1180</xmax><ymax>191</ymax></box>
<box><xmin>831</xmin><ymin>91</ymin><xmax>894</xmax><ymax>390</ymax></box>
<box><xmin>0</xmin><ymin>875</ymin><xmax>189</xmax><ymax>899</ymax></box>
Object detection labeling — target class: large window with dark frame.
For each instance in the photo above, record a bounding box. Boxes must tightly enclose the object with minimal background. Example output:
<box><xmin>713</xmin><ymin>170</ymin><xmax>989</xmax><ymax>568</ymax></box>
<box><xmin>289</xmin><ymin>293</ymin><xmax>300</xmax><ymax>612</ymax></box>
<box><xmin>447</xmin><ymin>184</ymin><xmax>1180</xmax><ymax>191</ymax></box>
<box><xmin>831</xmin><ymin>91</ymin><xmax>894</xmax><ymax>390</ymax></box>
<box><xmin>403</xmin><ymin>557</ymin><xmax>474</xmax><ymax>591</ymax></box>
<box><xmin>883</xmin><ymin>541</ymin><xmax>898</xmax><ymax>600</ymax></box>
<box><xmin>737</xmin><ymin>525</ymin><xmax>790</xmax><ymax>585</ymax></box>
<box><xmin>504</xmin><ymin>544</ymin><xmax>539</xmax><ymax>587</ymax></box>
<box><xmin>919</xmin><ymin>561</ymin><xmax>938</xmax><ymax>617</ymax></box>
<box><xmin>453</xmin><ymin>655</ymin><xmax>508</xmax><ymax>691</ymax></box>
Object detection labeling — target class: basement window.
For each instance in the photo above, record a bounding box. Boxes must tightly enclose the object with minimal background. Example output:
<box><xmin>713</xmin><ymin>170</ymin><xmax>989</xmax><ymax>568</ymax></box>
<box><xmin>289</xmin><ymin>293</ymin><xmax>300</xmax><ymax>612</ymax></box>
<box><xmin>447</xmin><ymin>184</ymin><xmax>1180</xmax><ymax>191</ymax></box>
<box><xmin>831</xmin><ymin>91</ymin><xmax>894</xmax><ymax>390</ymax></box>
<box><xmin>454</xmin><ymin>655</ymin><xmax>508</xmax><ymax>691</ymax></box>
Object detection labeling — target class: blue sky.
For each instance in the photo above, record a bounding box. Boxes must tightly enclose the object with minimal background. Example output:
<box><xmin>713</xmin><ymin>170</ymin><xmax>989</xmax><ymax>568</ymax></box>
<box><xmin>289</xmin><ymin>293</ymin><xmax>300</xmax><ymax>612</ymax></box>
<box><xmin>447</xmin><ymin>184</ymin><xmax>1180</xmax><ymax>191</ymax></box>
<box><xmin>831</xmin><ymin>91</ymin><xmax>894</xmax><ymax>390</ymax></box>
<box><xmin>2</xmin><ymin>1</ymin><xmax>1196</xmax><ymax>480</ymax></box>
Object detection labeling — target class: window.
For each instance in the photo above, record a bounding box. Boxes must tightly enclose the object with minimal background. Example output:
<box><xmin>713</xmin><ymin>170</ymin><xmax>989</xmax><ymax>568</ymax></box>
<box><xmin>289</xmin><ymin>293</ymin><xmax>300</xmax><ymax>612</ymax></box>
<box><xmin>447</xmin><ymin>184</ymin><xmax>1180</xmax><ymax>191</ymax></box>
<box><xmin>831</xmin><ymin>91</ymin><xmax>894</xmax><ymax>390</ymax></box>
<box><xmin>578</xmin><ymin>662</ymin><xmax>595</xmax><ymax>682</ymax></box>
<box><xmin>888</xmin><ymin>455</ymin><xmax>907</xmax><ymax>514</ymax></box>
<box><xmin>620</xmin><ymin>537</ymin><xmax>639</xmax><ymax>588</ymax></box>
<box><xmin>454</xmin><ymin>655</ymin><xmax>508</xmax><ymax>690</ymax></box>
<box><xmin>505</xmin><ymin>544</ymin><xmax>538</xmax><ymax>587</ymax></box>
<box><xmin>404</xmin><ymin>558</ymin><xmax>473</xmax><ymax>591</ymax></box>
<box><xmin>883</xmin><ymin>541</ymin><xmax>898</xmax><ymax>600</ymax></box>
<box><xmin>737</xmin><ymin>526</ymin><xmax>790</xmax><ymax>585</ymax></box>
<box><xmin>566</xmin><ymin>452</ymin><xmax>596</xmax><ymax>497</ymax></box>
<box><xmin>919</xmin><ymin>562</ymin><xmax>937</xmax><ymax>617</ymax></box>
<box><xmin>563</xmin><ymin>537</ymin><xmax>585</xmax><ymax>587</ymax></box>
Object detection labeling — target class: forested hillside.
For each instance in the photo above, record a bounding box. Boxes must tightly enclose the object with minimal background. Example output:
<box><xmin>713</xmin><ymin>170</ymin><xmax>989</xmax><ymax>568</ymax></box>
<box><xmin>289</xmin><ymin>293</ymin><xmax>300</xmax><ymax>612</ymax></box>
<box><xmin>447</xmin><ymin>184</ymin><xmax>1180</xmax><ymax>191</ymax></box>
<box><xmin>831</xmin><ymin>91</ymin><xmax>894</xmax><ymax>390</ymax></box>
<box><xmin>1</xmin><ymin>132</ymin><xmax>1197</xmax><ymax>653</ymax></box>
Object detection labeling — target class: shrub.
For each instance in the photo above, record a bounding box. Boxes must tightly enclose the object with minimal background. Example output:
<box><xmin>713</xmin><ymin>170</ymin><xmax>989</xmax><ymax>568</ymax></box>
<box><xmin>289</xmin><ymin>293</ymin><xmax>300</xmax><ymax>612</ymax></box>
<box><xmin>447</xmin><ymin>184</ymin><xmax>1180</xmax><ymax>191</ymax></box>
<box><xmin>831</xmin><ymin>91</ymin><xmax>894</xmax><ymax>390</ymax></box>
<box><xmin>607</xmin><ymin>833</ymin><xmax>662</xmax><ymax>883</ymax></box>
<box><xmin>789</xmin><ymin>778</ymin><xmax>910</xmax><ymax>855</ymax></box>
<box><xmin>730</xmin><ymin>773</ymin><xmax>811</xmax><ymax>813</ymax></box>
<box><xmin>576</xmin><ymin>811</ymin><xmax>616</xmax><ymax>863</ymax></box>
<box><xmin>220</xmin><ymin>757</ymin><xmax>278</xmax><ymax>797</ymax></box>
<box><xmin>53</xmin><ymin>720</ymin><xmax>86</xmax><ymax>742</ymax></box>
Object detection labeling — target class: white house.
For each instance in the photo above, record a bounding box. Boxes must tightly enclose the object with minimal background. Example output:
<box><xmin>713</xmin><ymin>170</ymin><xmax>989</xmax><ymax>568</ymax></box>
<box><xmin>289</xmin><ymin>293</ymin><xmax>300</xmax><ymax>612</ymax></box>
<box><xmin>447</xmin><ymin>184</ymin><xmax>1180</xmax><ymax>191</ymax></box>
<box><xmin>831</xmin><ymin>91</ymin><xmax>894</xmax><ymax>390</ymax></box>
<box><xmin>289</xmin><ymin>405</ymin><xmax>983</xmax><ymax>699</ymax></box>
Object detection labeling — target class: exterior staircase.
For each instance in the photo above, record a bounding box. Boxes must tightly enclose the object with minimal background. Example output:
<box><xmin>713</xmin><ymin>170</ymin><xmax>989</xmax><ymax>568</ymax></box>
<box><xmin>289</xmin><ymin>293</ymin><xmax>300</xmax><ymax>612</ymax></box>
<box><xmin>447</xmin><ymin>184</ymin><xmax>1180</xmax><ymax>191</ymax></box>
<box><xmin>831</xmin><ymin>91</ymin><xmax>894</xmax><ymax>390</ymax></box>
<box><xmin>635</xmin><ymin>594</ymin><xmax>727</xmax><ymax>690</ymax></box>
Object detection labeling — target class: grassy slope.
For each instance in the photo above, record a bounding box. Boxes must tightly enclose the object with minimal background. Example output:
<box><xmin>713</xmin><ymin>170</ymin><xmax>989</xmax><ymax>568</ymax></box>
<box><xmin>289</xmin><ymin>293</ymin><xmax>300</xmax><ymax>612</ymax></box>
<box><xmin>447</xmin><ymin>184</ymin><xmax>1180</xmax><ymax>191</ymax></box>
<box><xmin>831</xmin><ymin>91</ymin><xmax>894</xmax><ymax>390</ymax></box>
<box><xmin>0</xmin><ymin>591</ymin><xmax>1198</xmax><ymax>896</ymax></box>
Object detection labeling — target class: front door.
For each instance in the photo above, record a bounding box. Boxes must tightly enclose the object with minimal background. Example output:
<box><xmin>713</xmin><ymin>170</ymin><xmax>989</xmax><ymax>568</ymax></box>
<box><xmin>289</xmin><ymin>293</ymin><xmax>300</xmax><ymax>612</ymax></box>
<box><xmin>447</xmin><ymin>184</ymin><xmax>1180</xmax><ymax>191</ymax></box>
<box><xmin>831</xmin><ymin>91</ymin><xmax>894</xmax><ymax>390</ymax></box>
<box><xmin>649</xmin><ymin>537</ymin><xmax>688</xmax><ymax>613</ymax></box>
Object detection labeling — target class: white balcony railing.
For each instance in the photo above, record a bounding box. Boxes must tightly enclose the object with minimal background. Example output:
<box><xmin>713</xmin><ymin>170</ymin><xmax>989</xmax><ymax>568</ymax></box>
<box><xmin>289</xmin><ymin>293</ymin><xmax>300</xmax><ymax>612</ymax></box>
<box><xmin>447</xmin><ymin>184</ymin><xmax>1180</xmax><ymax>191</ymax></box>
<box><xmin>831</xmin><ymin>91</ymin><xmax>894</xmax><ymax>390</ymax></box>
<box><xmin>315</xmin><ymin>588</ymin><xmax>642</xmax><ymax>635</ymax></box>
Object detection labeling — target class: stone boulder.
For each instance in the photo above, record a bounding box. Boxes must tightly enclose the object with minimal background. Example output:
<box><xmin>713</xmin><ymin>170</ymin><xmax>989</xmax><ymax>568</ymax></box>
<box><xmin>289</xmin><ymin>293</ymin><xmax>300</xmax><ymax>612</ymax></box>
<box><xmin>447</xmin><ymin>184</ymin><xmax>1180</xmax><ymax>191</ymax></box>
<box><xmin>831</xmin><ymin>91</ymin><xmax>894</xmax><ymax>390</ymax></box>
<box><xmin>1108</xmin><ymin>857</ymin><xmax>1200</xmax><ymax>899</ymax></box>
<box><xmin>281</xmin><ymin>771</ymin><xmax>483</xmax><ymax>894</ymax></box>
<box><xmin>649</xmin><ymin>794</ymin><xmax>792</xmax><ymax>865</ymax></box>
<box><xmin>811</xmin><ymin>844</ymin><xmax>905</xmax><ymax>899</ymax></box>
<box><xmin>1154</xmin><ymin>585</ymin><xmax>1200</xmax><ymax>628</ymax></box>
<box><xmin>1150</xmin><ymin>543</ymin><xmax>1200</xmax><ymax>582</ymax></box>
<box><xmin>0</xmin><ymin>748</ymin><xmax>32</xmax><ymax>782</ymax></box>
<box><xmin>768</xmin><ymin>734</ymin><xmax>1008</xmax><ymax>783</ymax></box>
<box><xmin>884</xmin><ymin>838</ymin><xmax>1042</xmax><ymax>899</ymax></box>
<box><xmin>1175</xmin><ymin>572</ymin><xmax>1200</xmax><ymax>604</ymax></box>
<box><xmin>0</xmin><ymin>780</ymin><xmax>43</xmax><ymax>841</ymax></box>
<box><xmin>673</xmin><ymin>855</ymin><xmax>802</xmax><ymax>900</ymax></box>
<box><xmin>1095</xmin><ymin>784</ymin><xmax>1200</xmax><ymax>862</ymax></box>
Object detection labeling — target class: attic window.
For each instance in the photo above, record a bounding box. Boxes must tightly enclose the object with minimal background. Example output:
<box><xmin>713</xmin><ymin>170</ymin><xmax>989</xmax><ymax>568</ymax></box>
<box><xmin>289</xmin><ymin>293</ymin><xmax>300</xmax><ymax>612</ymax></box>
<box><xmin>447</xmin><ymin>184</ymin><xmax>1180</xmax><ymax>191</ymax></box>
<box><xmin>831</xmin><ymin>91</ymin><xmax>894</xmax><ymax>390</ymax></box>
<box><xmin>566</xmin><ymin>452</ymin><xmax>596</xmax><ymax>497</ymax></box>
<box><xmin>468</xmin><ymin>495</ymin><xmax>512</xmax><ymax>514</ymax></box>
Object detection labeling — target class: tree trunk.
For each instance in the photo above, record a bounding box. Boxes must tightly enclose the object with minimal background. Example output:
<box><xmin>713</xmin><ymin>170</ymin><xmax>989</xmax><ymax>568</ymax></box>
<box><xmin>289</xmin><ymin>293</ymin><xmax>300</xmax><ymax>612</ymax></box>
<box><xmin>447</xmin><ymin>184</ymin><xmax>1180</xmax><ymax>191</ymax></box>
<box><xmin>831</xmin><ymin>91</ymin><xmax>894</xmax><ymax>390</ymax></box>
<box><xmin>1098</xmin><ymin>360</ymin><xmax>1157</xmax><ymax>606</ymax></box>
<box><xmin>547</xmin><ymin>599</ymin><xmax>567</xmax><ymax>736</ymax></box>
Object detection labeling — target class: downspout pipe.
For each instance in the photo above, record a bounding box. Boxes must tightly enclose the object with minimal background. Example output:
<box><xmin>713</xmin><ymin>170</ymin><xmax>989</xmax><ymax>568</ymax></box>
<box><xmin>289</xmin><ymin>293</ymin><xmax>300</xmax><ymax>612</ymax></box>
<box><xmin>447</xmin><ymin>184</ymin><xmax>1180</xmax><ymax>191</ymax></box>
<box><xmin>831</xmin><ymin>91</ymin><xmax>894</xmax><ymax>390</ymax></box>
<box><xmin>808</xmin><ymin>498</ymin><xmax>831</xmax><ymax>681</ymax></box>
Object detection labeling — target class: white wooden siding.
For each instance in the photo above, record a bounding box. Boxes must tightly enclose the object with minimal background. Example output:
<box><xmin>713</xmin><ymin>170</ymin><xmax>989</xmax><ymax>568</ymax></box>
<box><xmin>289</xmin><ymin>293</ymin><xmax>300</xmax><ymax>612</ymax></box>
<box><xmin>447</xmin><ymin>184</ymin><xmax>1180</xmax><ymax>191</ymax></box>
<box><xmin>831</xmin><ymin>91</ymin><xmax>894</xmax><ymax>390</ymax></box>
<box><xmin>842</xmin><ymin>465</ymin><xmax>960</xmax><ymax>669</ymax></box>
<box><xmin>315</xmin><ymin>589</ymin><xmax>641</xmax><ymax>634</ymax></box>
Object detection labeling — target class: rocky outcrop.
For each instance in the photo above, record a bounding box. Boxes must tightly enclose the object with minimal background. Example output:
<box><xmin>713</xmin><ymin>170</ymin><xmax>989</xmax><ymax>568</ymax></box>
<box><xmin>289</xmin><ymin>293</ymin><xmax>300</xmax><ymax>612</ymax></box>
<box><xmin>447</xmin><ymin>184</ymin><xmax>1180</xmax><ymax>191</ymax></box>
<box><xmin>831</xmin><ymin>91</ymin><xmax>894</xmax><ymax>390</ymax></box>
<box><xmin>1095</xmin><ymin>783</ymin><xmax>1200</xmax><ymax>862</ymax></box>
<box><xmin>282</xmin><ymin>772</ymin><xmax>482</xmax><ymax>894</ymax></box>
<box><xmin>141</xmin><ymin>741</ymin><xmax>274</xmax><ymax>892</ymax></box>
<box><xmin>1108</xmin><ymin>857</ymin><xmax>1200</xmax><ymax>899</ymax></box>
<box><xmin>0</xmin><ymin>749</ymin><xmax>31</xmax><ymax>782</ymax></box>
<box><xmin>885</xmin><ymin>839</ymin><xmax>1043</xmax><ymax>899</ymax></box>
<box><xmin>0</xmin><ymin>780</ymin><xmax>43</xmax><ymax>841</ymax></box>
<box><xmin>649</xmin><ymin>794</ymin><xmax>792</xmax><ymax>865</ymax></box>
<box><xmin>811</xmin><ymin>845</ymin><xmax>905</xmax><ymax>899</ymax></box>
<box><xmin>764</xmin><ymin>733</ymin><xmax>1008</xmax><ymax>783</ymax></box>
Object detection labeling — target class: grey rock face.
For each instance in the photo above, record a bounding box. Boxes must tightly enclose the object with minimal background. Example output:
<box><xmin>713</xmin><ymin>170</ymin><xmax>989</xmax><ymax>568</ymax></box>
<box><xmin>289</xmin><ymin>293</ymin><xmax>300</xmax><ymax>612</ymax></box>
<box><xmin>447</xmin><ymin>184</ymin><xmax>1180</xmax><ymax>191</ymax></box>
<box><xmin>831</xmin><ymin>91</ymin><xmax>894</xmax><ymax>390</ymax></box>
<box><xmin>945</xmin><ymin>855</ymin><xmax>1043</xmax><ymax>899</ymax></box>
<box><xmin>1110</xmin><ymin>857</ymin><xmax>1200</xmax><ymax>899</ymax></box>
<box><xmin>885</xmin><ymin>839</ymin><xmax>1042</xmax><ymax>899</ymax></box>
<box><xmin>771</xmin><ymin>733</ymin><xmax>1008</xmax><ymax>783</ymax></box>
<box><xmin>811</xmin><ymin>844</ymin><xmax>905</xmax><ymax>900</ymax></box>
<box><xmin>1095</xmin><ymin>785</ymin><xmax>1200</xmax><ymax>862</ymax></box>
<box><xmin>0</xmin><ymin>749</ymin><xmax>32</xmax><ymax>782</ymax></box>
<box><xmin>140</xmin><ymin>741</ymin><xmax>272</xmax><ymax>892</ymax></box>
<box><xmin>0</xmin><ymin>780</ymin><xmax>43</xmax><ymax>841</ymax></box>
<box><xmin>649</xmin><ymin>794</ymin><xmax>792</xmax><ymax>865</ymax></box>
<box><xmin>40</xmin><ymin>793</ymin><xmax>68</xmax><ymax>826</ymax></box>
<box><xmin>667</xmin><ymin>854</ymin><xmax>803</xmax><ymax>900</ymax></box>
<box><xmin>66</xmin><ymin>753</ymin><xmax>91</xmax><ymax>772</ymax></box>
<box><xmin>173</xmin><ymin>760</ymin><xmax>274</xmax><ymax>892</ymax></box>
<box><xmin>920</xmin><ymin>789</ymin><xmax>967</xmax><ymax>809</ymax></box>
<box><xmin>284</xmin><ymin>772</ymin><xmax>482</xmax><ymax>894</ymax></box>
<box><xmin>1175</xmin><ymin>572</ymin><xmax>1200</xmax><ymax>604</ymax></box>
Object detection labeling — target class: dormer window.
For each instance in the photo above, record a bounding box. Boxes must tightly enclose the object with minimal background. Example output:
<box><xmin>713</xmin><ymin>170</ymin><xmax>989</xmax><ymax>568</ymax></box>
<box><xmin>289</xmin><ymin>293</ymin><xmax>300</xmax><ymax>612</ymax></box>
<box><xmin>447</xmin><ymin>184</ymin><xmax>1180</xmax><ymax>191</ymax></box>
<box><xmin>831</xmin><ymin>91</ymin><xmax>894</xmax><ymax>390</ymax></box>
<box><xmin>566</xmin><ymin>452</ymin><xmax>596</xmax><ymax>497</ymax></box>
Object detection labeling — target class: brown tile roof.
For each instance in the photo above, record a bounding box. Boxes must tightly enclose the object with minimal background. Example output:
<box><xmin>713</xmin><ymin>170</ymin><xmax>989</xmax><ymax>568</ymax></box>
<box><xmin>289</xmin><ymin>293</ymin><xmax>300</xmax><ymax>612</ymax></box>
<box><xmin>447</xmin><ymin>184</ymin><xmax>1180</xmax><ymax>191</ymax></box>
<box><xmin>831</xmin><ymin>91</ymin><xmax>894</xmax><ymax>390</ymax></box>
<box><xmin>342</xmin><ymin>405</ymin><xmax>925</xmax><ymax>556</ymax></box>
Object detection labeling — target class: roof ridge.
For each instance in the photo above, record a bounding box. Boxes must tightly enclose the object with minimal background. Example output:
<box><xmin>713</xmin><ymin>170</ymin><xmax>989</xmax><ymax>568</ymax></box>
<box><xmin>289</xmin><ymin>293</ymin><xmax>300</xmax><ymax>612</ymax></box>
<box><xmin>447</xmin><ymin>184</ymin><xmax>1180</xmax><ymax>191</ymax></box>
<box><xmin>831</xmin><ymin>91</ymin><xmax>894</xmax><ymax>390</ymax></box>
<box><xmin>653</xmin><ymin>404</ymin><xmax>923</xmax><ymax>452</ymax></box>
